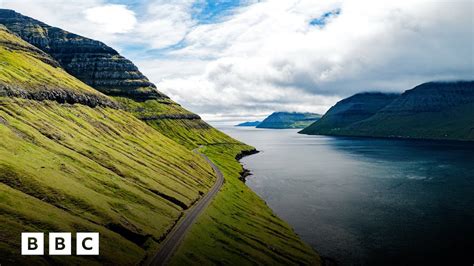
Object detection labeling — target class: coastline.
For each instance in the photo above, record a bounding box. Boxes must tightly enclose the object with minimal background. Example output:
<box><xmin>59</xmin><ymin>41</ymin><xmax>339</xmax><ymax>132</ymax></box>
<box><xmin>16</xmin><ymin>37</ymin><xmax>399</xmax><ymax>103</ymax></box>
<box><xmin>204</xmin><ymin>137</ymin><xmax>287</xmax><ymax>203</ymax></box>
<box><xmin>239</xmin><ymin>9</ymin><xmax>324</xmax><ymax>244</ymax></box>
<box><xmin>235</xmin><ymin>148</ymin><xmax>259</xmax><ymax>182</ymax></box>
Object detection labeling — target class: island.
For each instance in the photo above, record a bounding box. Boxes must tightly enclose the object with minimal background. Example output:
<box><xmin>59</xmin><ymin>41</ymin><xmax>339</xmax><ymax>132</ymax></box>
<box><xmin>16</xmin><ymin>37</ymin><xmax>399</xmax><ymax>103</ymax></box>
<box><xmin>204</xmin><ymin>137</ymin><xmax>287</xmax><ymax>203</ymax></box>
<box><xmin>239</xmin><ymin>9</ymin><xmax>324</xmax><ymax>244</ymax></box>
<box><xmin>257</xmin><ymin>112</ymin><xmax>321</xmax><ymax>129</ymax></box>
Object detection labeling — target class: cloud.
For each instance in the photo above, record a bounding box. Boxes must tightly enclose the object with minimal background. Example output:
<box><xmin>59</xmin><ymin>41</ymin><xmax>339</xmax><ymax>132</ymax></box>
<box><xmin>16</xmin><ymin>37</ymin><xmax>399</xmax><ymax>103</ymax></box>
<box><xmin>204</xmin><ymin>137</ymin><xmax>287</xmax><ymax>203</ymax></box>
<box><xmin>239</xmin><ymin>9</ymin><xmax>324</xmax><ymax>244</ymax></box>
<box><xmin>134</xmin><ymin>0</ymin><xmax>196</xmax><ymax>49</ymax></box>
<box><xmin>149</xmin><ymin>0</ymin><xmax>473</xmax><ymax>120</ymax></box>
<box><xmin>2</xmin><ymin>0</ymin><xmax>473</xmax><ymax>121</ymax></box>
<box><xmin>84</xmin><ymin>4</ymin><xmax>136</xmax><ymax>33</ymax></box>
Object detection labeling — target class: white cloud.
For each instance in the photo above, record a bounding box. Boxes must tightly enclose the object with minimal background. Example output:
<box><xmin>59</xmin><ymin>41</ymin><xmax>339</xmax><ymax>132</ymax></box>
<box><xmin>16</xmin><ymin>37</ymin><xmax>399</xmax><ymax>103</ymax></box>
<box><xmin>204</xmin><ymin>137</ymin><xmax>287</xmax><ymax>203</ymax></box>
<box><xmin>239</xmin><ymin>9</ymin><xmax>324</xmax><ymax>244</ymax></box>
<box><xmin>1</xmin><ymin>0</ymin><xmax>473</xmax><ymax>121</ymax></box>
<box><xmin>84</xmin><ymin>4</ymin><xmax>136</xmax><ymax>34</ymax></box>
<box><xmin>143</xmin><ymin>0</ymin><xmax>473</xmax><ymax>120</ymax></box>
<box><xmin>134</xmin><ymin>1</ymin><xmax>196</xmax><ymax>49</ymax></box>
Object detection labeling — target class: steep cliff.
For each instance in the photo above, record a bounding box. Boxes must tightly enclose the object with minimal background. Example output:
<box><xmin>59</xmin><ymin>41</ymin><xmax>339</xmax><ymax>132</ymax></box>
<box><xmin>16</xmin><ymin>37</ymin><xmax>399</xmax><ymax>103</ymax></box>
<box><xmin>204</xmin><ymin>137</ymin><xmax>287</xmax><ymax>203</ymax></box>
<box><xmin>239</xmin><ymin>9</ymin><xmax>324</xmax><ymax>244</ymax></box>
<box><xmin>257</xmin><ymin>112</ymin><xmax>321</xmax><ymax>129</ymax></box>
<box><xmin>0</xmin><ymin>10</ymin><xmax>321</xmax><ymax>265</ymax></box>
<box><xmin>0</xmin><ymin>9</ymin><xmax>163</xmax><ymax>100</ymax></box>
<box><xmin>0</xmin><ymin>9</ymin><xmax>236</xmax><ymax>148</ymax></box>
<box><xmin>0</xmin><ymin>25</ymin><xmax>116</xmax><ymax>108</ymax></box>
<box><xmin>0</xmin><ymin>27</ymin><xmax>218</xmax><ymax>264</ymax></box>
<box><xmin>301</xmin><ymin>81</ymin><xmax>474</xmax><ymax>141</ymax></box>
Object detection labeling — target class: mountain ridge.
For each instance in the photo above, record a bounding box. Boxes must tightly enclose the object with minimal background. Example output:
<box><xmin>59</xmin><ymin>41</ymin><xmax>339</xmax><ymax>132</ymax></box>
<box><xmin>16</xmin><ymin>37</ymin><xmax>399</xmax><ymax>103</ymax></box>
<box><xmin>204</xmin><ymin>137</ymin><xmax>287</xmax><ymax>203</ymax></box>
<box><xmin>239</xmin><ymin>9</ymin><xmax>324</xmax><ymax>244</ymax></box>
<box><xmin>301</xmin><ymin>81</ymin><xmax>474</xmax><ymax>141</ymax></box>
<box><xmin>0</xmin><ymin>8</ymin><xmax>238</xmax><ymax>149</ymax></box>
<box><xmin>0</xmin><ymin>10</ymin><xmax>321</xmax><ymax>265</ymax></box>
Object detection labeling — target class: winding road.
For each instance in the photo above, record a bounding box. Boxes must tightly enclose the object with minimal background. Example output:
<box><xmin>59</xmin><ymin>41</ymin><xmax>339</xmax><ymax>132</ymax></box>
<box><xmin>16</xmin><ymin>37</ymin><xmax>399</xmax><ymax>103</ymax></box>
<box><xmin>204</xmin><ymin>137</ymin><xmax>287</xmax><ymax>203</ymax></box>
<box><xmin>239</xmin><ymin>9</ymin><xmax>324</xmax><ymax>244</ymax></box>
<box><xmin>149</xmin><ymin>148</ymin><xmax>224</xmax><ymax>266</ymax></box>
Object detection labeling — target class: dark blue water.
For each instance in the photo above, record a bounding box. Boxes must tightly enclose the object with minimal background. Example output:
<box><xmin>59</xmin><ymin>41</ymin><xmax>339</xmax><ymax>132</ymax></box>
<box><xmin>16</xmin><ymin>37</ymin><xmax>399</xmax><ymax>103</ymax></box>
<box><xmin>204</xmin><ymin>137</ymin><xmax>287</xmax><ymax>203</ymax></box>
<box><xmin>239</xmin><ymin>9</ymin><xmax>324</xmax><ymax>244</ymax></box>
<box><xmin>217</xmin><ymin>126</ymin><xmax>474</xmax><ymax>266</ymax></box>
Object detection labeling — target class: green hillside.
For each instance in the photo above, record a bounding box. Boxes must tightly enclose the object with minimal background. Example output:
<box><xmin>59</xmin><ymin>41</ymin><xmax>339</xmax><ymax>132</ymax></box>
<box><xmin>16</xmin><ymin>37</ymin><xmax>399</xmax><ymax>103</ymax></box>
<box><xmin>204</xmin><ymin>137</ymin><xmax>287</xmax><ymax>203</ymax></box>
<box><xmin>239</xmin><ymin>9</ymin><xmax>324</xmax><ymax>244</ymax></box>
<box><xmin>0</xmin><ymin>26</ymin><xmax>217</xmax><ymax>264</ymax></box>
<box><xmin>300</xmin><ymin>92</ymin><xmax>399</xmax><ymax>135</ymax></box>
<box><xmin>170</xmin><ymin>144</ymin><xmax>320</xmax><ymax>265</ymax></box>
<box><xmin>0</xmin><ymin>18</ymin><xmax>320</xmax><ymax>265</ymax></box>
<box><xmin>0</xmin><ymin>9</ymin><xmax>237</xmax><ymax>150</ymax></box>
<box><xmin>300</xmin><ymin>82</ymin><xmax>474</xmax><ymax>141</ymax></box>
<box><xmin>257</xmin><ymin>112</ymin><xmax>321</xmax><ymax>129</ymax></box>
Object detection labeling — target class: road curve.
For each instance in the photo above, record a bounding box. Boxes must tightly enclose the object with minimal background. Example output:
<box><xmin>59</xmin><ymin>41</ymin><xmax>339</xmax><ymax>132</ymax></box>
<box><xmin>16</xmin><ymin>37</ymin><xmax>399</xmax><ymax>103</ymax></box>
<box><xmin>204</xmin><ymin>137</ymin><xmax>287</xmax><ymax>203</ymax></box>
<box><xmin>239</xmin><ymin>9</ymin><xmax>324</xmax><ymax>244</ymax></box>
<box><xmin>149</xmin><ymin>148</ymin><xmax>224</xmax><ymax>266</ymax></box>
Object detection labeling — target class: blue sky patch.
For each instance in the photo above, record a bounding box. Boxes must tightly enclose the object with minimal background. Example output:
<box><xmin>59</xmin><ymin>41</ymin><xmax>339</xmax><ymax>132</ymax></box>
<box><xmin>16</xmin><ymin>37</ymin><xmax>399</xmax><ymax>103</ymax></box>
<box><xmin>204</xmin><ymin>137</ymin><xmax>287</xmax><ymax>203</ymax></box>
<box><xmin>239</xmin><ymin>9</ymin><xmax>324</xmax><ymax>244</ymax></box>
<box><xmin>310</xmin><ymin>9</ymin><xmax>341</xmax><ymax>27</ymax></box>
<box><xmin>192</xmin><ymin>0</ymin><xmax>248</xmax><ymax>24</ymax></box>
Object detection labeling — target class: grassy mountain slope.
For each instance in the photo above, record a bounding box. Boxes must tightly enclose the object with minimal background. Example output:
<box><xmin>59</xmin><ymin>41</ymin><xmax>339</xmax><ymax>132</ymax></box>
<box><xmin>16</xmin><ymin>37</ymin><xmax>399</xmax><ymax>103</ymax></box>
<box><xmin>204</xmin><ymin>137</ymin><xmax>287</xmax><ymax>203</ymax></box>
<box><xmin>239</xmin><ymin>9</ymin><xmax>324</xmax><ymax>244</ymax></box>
<box><xmin>0</xmin><ymin>9</ymin><xmax>237</xmax><ymax>149</ymax></box>
<box><xmin>115</xmin><ymin>97</ymin><xmax>239</xmax><ymax>149</ymax></box>
<box><xmin>170</xmin><ymin>144</ymin><xmax>320</xmax><ymax>265</ymax></box>
<box><xmin>257</xmin><ymin>112</ymin><xmax>321</xmax><ymax>129</ymax></box>
<box><xmin>0</xmin><ymin>26</ymin><xmax>217</xmax><ymax>264</ymax></box>
<box><xmin>344</xmin><ymin>81</ymin><xmax>474</xmax><ymax>140</ymax></box>
<box><xmin>0</xmin><ymin>98</ymin><xmax>216</xmax><ymax>265</ymax></box>
<box><xmin>0</xmin><ymin>25</ymin><xmax>114</xmax><ymax>107</ymax></box>
<box><xmin>301</xmin><ymin>82</ymin><xmax>474</xmax><ymax>141</ymax></box>
<box><xmin>300</xmin><ymin>92</ymin><xmax>399</xmax><ymax>135</ymax></box>
<box><xmin>0</xmin><ymin>21</ymin><xmax>320</xmax><ymax>265</ymax></box>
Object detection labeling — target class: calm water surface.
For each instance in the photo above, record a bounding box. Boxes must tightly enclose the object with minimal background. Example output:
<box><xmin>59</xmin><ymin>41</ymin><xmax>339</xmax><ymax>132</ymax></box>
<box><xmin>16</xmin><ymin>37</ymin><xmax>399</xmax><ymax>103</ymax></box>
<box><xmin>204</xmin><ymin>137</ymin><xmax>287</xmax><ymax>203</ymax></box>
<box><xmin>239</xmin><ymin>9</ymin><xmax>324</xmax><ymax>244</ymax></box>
<box><xmin>217</xmin><ymin>125</ymin><xmax>474</xmax><ymax>266</ymax></box>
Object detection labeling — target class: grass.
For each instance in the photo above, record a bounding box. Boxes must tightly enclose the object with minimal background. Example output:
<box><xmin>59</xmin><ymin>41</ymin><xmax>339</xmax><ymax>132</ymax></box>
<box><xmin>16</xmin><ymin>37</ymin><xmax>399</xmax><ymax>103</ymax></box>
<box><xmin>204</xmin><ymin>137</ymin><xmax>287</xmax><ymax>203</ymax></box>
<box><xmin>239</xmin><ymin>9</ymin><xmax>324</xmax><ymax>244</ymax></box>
<box><xmin>0</xmin><ymin>98</ymin><xmax>216</xmax><ymax>264</ymax></box>
<box><xmin>0</xmin><ymin>27</ymin><xmax>102</xmax><ymax>95</ymax></box>
<box><xmin>170</xmin><ymin>144</ymin><xmax>321</xmax><ymax>265</ymax></box>
<box><xmin>0</xmin><ymin>25</ymin><xmax>320</xmax><ymax>265</ymax></box>
<box><xmin>115</xmin><ymin>97</ymin><xmax>240</xmax><ymax>149</ymax></box>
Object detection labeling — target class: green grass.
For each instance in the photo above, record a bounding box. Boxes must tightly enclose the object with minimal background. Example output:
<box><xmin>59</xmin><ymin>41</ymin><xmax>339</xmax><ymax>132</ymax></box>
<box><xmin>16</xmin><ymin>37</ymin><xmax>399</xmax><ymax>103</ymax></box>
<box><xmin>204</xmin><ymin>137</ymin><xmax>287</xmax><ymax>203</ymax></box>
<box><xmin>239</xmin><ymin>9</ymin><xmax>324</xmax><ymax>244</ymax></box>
<box><xmin>0</xmin><ymin>24</ymin><xmax>320</xmax><ymax>265</ymax></box>
<box><xmin>115</xmin><ymin>97</ymin><xmax>240</xmax><ymax>149</ymax></box>
<box><xmin>345</xmin><ymin>103</ymin><xmax>474</xmax><ymax>141</ymax></box>
<box><xmin>170</xmin><ymin>144</ymin><xmax>321</xmax><ymax>265</ymax></box>
<box><xmin>0</xmin><ymin>98</ymin><xmax>216</xmax><ymax>264</ymax></box>
<box><xmin>0</xmin><ymin>27</ymin><xmax>102</xmax><ymax>95</ymax></box>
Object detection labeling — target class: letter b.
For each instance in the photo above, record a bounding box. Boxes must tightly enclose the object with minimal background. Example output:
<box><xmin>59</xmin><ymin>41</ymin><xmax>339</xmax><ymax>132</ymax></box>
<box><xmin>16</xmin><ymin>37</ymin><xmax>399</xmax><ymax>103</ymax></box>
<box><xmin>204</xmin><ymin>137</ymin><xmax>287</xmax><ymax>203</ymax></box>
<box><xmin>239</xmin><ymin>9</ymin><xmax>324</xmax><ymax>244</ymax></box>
<box><xmin>49</xmin><ymin>232</ymin><xmax>71</xmax><ymax>255</ymax></box>
<box><xmin>21</xmin><ymin>233</ymin><xmax>44</xmax><ymax>255</ymax></box>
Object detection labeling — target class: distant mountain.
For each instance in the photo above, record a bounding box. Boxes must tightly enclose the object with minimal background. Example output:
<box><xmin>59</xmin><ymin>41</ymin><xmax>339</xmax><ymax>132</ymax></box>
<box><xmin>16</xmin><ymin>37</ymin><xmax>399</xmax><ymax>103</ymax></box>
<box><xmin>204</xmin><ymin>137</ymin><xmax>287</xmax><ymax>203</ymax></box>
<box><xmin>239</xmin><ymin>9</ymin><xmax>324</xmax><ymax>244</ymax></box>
<box><xmin>300</xmin><ymin>92</ymin><xmax>399</xmax><ymax>134</ymax></box>
<box><xmin>257</xmin><ymin>112</ymin><xmax>321</xmax><ymax>129</ymax></box>
<box><xmin>236</xmin><ymin>121</ymin><xmax>261</xmax><ymax>127</ymax></box>
<box><xmin>300</xmin><ymin>81</ymin><xmax>474</xmax><ymax>141</ymax></box>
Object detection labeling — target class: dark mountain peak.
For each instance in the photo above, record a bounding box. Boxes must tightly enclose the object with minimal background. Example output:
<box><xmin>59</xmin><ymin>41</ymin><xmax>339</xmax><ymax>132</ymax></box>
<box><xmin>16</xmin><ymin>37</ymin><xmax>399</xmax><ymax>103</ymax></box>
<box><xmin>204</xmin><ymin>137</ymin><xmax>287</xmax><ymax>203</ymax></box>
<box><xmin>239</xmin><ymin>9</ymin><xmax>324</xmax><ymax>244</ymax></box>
<box><xmin>300</xmin><ymin>92</ymin><xmax>399</xmax><ymax>134</ymax></box>
<box><xmin>381</xmin><ymin>81</ymin><xmax>474</xmax><ymax>113</ymax></box>
<box><xmin>329</xmin><ymin>92</ymin><xmax>399</xmax><ymax>116</ymax></box>
<box><xmin>339</xmin><ymin>91</ymin><xmax>400</xmax><ymax>104</ymax></box>
<box><xmin>0</xmin><ymin>8</ymin><xmax>167</xmax><ymax>101</ymax></box>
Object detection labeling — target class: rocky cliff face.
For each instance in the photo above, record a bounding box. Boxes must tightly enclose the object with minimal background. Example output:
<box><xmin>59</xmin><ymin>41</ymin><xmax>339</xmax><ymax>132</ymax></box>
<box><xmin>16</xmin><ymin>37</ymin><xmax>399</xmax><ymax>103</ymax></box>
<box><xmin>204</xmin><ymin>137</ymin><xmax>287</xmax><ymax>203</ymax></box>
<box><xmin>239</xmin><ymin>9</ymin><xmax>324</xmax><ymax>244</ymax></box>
<box><xmin>0</xmin><ymin>9</ymin><xmax>166</xmax><ymax>101</ymax></box>
<box><xmin>0</xmin><ymin>25</ymin><xmax>116</xmax><ymax>108</ymax></box>
<box><xmin>301</xmin><ymin>81</ymin><xmax>474</xmax><ymax>141</ymax></box>
<box><xmin>0</xmin><ymin>9</ymin><xmax>240</xmax><ymax>148</ymax></box>
<box><xmin>300</xmin><ymin>92</ymin><xmax>399</xmax><ymax>134</ymax></box>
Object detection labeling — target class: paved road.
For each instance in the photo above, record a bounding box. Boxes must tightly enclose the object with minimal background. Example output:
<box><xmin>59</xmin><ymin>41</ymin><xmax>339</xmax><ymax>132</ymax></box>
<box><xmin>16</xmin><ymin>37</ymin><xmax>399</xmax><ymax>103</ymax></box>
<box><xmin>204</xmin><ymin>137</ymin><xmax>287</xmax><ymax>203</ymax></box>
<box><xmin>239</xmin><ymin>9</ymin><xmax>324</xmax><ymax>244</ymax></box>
<box><xmin>149</xmin><ymin>148</ymin><xmax>224</xmax><ymax>266</ymax></box>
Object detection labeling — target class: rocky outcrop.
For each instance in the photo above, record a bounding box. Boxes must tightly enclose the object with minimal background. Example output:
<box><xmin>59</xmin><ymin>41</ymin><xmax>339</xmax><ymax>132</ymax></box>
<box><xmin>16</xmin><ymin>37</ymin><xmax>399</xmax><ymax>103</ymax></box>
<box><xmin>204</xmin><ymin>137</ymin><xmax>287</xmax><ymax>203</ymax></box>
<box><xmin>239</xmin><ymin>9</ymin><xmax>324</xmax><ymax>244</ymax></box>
<box><xmin>0</xmin><ymin>84</ymin><xmax>117</xmax><ymax>108</ymax></box>
<box><xmin>0</xmin><ymin>9</ymin><xmax>167</xmax><ymax>101</ymax></box>
<box><xmin>138</xmin><ymin>113</ymin><xmax>201</xmax><ymax>121</ymax></box>
<box><xmin>0</xmin><ymin>25</ymin><xmax>117</xmax><ymax>108</ymax></box>
<box><xmin>0</xmin><ymin>9</ymin><xmax>239</xmax><ymax>148</ymax></box>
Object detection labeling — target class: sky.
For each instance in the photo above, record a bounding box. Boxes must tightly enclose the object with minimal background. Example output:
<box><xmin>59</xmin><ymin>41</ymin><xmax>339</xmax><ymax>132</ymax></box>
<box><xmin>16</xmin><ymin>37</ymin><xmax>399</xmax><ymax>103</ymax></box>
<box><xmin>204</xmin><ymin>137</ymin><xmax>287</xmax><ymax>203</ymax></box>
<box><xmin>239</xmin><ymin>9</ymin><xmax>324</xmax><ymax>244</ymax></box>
<box><xmin>1</xmin><ymin>0</ymin><xmax>473</xmax><ymax>122</ymax></box>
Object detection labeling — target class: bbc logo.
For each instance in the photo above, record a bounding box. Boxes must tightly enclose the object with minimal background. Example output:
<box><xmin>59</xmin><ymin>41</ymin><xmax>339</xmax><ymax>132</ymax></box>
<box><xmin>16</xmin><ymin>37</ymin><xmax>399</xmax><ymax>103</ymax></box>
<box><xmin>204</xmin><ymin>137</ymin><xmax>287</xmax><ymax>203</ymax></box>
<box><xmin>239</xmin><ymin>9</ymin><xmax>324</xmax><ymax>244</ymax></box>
<box><xmin>21</xmin><ymin>232</ymin><xmax>99</xmax><ymax>255</ymax></box>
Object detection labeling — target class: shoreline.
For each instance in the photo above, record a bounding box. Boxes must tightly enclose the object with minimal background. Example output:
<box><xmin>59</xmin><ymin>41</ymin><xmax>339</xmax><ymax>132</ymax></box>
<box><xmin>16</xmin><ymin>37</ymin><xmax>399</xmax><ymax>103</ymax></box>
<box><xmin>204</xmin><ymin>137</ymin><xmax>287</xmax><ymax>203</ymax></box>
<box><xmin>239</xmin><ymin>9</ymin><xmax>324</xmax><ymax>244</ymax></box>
<box><xmin>235</xmin><ymin>148</ymin><xmax>259</xmax><ymax>182</ymax></box>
